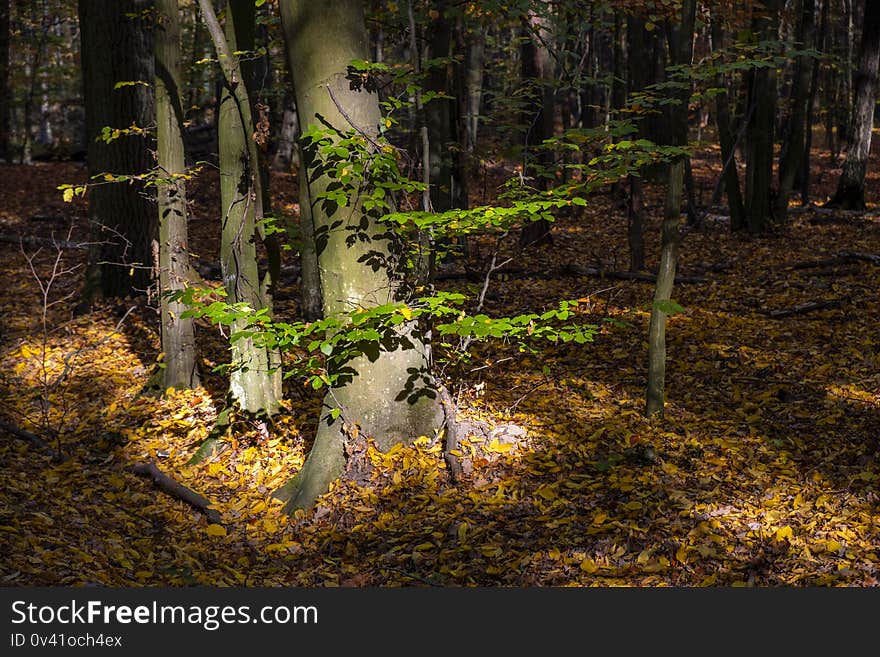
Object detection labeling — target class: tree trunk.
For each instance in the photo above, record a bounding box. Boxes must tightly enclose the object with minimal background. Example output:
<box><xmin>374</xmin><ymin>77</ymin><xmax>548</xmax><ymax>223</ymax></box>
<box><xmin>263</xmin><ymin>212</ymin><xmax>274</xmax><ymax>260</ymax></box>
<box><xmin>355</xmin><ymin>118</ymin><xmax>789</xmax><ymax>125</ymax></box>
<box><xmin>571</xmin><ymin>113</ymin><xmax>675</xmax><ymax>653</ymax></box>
<box><xmin>775</xmin><ymin>0</ymin><xmax>816</xmax><ymax>220</ymax></box>
<box><xmin>519</xmin><ymin>8</ymin><xmax>556</xmax><ymax>248</ymax></box>
<box><xmin>425</xmin><ymin>2</ymin><xmax>466</xmax><ymax>214</ymax></box>
<box><xmin>200</xmin><ymin>0</ymin><xmax>281</xmax><ymax>415</ymax></box>
<box><xmin>77</xmin><ymin>0</ymin><xmax>156</xmax><ymax>300</ymax></box>
<box><xmin>645</xmin><ymin>0</ymin><xmax>695</xmax><ymax>418</ymax></box>
<box><xmin>155</xmin><ymin>0</ymin><xmax>199</xmax><ymax>390</ymax></box>
<box><xmin>799</xmin><ymin>0</ymin><xmax>827</xmax><ymax>205</ymax></box>
<box><xmin>626</xmin><ymin>15</ymin><xmax>647</xmax><ymax>270</ymax></box>
<box><xmin>271</xmin><ymin>89</ymin><xmax>299</xmax><ymax>171</ymax></box>
<box><xmin>826</xmin><ymin>0</ymin><xmax>880</xmax><ymax>210</ymax></box>
<box><xmin>463</xmin><ymin>24</ymin><xmax>485</xmax><ymax>154</ymax></box>
<box><xmin>710</xmin><ymin>12</ymin><xmax>746</xmax><ymax>231</ymax></box>
<box><xmin>0</xmin><ymin>0</ymin><xmax>9</xmax><ymax>162</ymax></box>
<box><xmin>296</xmin><ymin>153</ymin><xmax>322</xmax><ymax>321</ymax></box>
<box><xmin>277</xmin><ymin>0</ymin><xmax>444</xmax><ymax>511</ymax></box>
<box><xmin>744</xmin><ymin>1</ymin><xmax>780</xmax><ymax>233</ymax></box>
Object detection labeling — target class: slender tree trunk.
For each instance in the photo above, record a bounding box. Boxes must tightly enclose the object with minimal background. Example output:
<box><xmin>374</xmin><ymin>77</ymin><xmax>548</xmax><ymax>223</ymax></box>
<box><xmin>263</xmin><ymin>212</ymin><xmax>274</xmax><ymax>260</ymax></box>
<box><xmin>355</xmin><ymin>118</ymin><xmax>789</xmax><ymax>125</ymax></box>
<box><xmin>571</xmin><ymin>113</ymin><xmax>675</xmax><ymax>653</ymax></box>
<box><xmin>277</xmin><ymin>0</ymin><xmax>444</xmax><ymax>511</ymax></box>
<box><xmin>155</xmin><ymin>0</ymin><xmax>199</xmax><ymax>390</ymax></box>
<box><xmin>0</xmin><ymin>0</ymin><xmax>9</xmax><ymax>162</ymax></box>
<box><xmin>425</xmin><ymin>1</ymin><xmax>465</xmax><ymax>214</ymax></box>
<box><xmin>77</xmin><ymin>0</ymin><xmax>156</xmax><ymax>300</ymax></box>
<box><xmin>272</xmin><ymin>89</ymin><xmax>299</xmax><ymax>171</ymax></box>
<box><xmin>519</xmin><ymin>8</ymin><xmax>556</xmax><ymax>248</ymax></box>
<box><xmin>710</xmin><ymin>15</ymin><xmax>746</xmax><ymax>231</ymax></box>
<box><xmin>775</xmin><ymin>0</ymin><xmax>816</xmax><ymax>220</ymax></box>
<box><xmin>645</xmin><ymin>0</ymin><xmax>695</xmax><ymax>418</ymax></box>
<box><xmin>800</xmin><ymin>0</ymin><xmax>827</xmax><ymax>205</ymax></box>
<box><xmin>199</xmin><ymin>0</ymin><xmax>281</xmax><ymax>415</ymax></box>
<box><xmin>744</xmin><ymin>1</ymin><xmax>780</xmax><ymax>233</ymax></box>
<box><xmin>296</xmin><ymin>152</ymin><xmax>322</xmax><ymax>322</ymax></box>
<box><xmin>826</xmin><ymin>0</ymin><xmax>880</xmax><ymax>210</ymax></box>
<box><xmin>463</xmin><ymin>25</ymin><xmax>485</xmax><ymax>154</ymax></box>
<box><xmin>626</xmin><ymin>15</ymin><xmax>647</xmax><ymax>271</ymax></box>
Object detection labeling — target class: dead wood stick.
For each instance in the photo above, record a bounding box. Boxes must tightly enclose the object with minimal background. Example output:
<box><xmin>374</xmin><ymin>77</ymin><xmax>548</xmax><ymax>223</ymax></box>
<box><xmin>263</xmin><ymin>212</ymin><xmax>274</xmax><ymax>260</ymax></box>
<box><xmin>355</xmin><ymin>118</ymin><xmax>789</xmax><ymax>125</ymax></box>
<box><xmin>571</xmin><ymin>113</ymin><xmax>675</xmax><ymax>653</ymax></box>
<box><xmin>131</xmin><ymin>461</ymin><xmax>223</xmax><ymax>525</ymax></box>
<box><xmin>760</xmin><ymin>298</ymin><xmax>847</xmax><ymax>319</ymax></box>
<box><xmin>439</xmin><ymin>387</ymin><xmax>463</xmax><ymax>482</ymax></box>
<box><xmin>786</xmin><ymin>251</ymin><xmax>880</xmax><ymax>270</ymax></box>
<box><xmin>556</xmin><ymin>264</ymin><xmax>706</xmax><ymax>284</ymax></box>
<box><xmin>434</xmin><ymin>265</ymin><xmax>706</xmax><ymax>284</ymax></box>
<box><xmin>0</xmin><ymin>419</ymin><xmax>64</xmax><ymax>461</ymax></box>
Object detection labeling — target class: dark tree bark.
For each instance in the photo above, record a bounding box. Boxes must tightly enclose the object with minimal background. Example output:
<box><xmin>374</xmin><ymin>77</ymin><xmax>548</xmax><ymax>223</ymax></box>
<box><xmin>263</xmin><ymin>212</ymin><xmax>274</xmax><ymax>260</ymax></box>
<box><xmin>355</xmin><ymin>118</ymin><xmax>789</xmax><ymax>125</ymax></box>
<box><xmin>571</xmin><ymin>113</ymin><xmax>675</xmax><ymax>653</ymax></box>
<box><xmin>155</xmin><ymin>0</ymin><xmax>199</xmax><ymax>390</ymax></box>
<box><xmin>744</xmin><ymin>1</ymin><xmax>780</xmax><ymax>233</ymax></box>
<box><xmin>0</xmin><ymin>0</ymin><xmax>9</xmax><ymax>162</ymax></box>
<box><xmin>775</xmin><ymin>0</ymin><xmax>816</xmax><ymax>220</ymax></box>
<box><xmin>710</xmin><ymin>15</ymin><xmax>746</xmax><ymax>231</ymax></box>
<box><xmin>626</xmin><ymin>14</ymin><xmax>648</xmax><ymax>271</ymax></box>
<box><xmin>799</xmin><ymin>0</ymin><xmax>827</xmax><ymax>205</ymax></box>
<box><xmin>519</xmin><ymin>8</ymin><xmax>556</xmax><ymax>248</ymax></box>
<box><xmin>424</xmin><ymin>1</ymin><xmax>466</xmax><ymax>214</ymax></box>
<box><xmin>77</xmin><ymin>0</ymin><xmax>156</xmax><ymax>300</ymax></box>
<box><xmin>645</xmin><ymin>0</ymin><xmax>696</xmax><ymax>418</ymax></box>
<box><xmin>826</xmin><ymin>0</ymin><xmax>880</xmax><ymax>210</ymax></box>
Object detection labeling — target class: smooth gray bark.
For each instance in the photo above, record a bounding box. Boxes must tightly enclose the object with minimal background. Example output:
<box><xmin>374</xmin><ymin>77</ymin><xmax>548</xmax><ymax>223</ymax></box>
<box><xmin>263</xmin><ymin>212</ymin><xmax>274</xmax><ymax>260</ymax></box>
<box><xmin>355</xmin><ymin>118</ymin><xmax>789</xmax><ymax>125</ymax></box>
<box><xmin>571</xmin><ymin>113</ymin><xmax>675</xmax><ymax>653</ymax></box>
<box><xmin>156</xmin><ymin>0</ymin><xmax>199</xmax><ymax>390</ymax></box>
<box><xmin>277</xmin><ymin>0</ymin><xmax>443</xmax><ymax>510</ymax></box>
<box><xmin>200</xmin><ymin>0</ymin><xmax>281</xmax><ymax>414</ymax></box>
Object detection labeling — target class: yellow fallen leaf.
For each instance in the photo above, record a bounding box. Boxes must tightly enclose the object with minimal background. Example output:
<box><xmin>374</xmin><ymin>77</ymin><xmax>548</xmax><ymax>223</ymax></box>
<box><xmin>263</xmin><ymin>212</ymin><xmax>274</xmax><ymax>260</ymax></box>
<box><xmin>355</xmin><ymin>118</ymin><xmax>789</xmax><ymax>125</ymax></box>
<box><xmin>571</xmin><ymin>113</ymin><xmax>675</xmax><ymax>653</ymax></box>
<box><xmin>205</xmin><ymin>524</ymin><xmax>227</xmax><ymax>537</ymax></box>
<box><xmin>580</xmin><ymin>558</ymin><xmax>598</xmax><ymax>573</ymax></box>
<box><xmin>676</xmin><ymin>544</ymin><xmax>688</xmax><ymax>563</ymax></box>
<box><xmin>774</xmin><ymin>526</ymin><xmax>793</xmax><ymax>541</ymax></box>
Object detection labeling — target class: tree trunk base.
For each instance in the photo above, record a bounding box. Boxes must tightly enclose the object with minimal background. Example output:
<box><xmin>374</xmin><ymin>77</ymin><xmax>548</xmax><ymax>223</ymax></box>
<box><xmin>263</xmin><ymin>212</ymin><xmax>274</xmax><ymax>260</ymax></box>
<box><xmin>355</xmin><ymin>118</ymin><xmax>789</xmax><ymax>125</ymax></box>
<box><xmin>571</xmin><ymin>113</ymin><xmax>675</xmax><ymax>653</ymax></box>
<box><xmin>823</xmin><ymin>185</ymin><xmax>867</xmax><ymax>211</ymax></box>
<box><xmin>275</xmin><ymin>417</ymin><xmax>346</xmax><ymax>512</ymax></box>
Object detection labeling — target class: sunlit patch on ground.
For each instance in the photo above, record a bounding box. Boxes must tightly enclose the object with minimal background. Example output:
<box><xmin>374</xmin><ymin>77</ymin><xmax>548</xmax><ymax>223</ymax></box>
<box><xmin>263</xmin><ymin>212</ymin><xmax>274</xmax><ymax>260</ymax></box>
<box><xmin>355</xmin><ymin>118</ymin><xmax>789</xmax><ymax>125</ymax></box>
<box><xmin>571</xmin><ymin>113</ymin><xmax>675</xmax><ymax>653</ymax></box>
<box><xmin>1</xmin><ymin>147</ymin><xmax>880</xmax><ymax>587</ymax></box>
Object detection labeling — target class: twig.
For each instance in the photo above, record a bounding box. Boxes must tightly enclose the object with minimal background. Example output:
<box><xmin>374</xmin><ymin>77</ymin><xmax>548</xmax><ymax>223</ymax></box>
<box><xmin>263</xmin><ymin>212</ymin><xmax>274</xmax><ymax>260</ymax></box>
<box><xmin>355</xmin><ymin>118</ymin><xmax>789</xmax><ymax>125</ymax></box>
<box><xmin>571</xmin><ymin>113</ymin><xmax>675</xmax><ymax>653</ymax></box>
<box><xmin>325</xmin><ymin>85</ymin><xmax>383</xmax><ymax>153</ymax></box>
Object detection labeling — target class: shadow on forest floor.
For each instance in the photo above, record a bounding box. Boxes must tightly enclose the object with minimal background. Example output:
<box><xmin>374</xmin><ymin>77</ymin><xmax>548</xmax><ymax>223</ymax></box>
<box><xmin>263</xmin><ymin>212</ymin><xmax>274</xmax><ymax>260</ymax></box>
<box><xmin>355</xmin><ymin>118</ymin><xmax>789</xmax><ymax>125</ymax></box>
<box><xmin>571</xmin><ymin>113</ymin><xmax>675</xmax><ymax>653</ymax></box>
<box><xmin>1</xmin><ymin>146</ymin><xmax>879</xmax><ymax>587</ymax></box>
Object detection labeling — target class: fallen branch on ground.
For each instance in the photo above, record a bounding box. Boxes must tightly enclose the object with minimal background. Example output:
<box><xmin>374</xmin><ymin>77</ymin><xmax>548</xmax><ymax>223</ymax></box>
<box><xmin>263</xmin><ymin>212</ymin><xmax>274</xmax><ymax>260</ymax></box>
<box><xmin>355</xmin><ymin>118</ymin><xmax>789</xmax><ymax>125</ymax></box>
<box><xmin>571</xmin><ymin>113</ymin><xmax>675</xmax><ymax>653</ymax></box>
<box><xmin>784</xmin><ymin>251</ymin><xmax>880</xmax><ymax>270</ymax></box>
<box><xmin>760</xmin><ymin>298</ymin><xmax>847</xmax><ymax>319</ymax></box>
<box><xmin>131</xmin><ymin>461</ymin><xmax>223</xmax><ymax>525</ymax></box>
<box><xmin>434</xmin><ymin>264</ymin><xmax>707</xmax><ymax>284</ymax></box>
<box><xmin>0</xmin><ymin>419</ymin><xmax>64</xmax><ymax>461</ymax></box>
<box><xmin>556</xmin><ymin>264</ymin><xmax>706</xmax><ymax>284</ymax></box>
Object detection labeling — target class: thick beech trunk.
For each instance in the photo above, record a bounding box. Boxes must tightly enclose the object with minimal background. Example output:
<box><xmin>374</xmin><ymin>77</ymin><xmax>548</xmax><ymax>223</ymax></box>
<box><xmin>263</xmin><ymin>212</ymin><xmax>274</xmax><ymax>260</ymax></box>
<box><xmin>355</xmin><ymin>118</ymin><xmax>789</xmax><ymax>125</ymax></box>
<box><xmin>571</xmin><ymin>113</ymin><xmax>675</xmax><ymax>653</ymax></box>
<box><xmin>277</xmin><ymin>0</ymin><xmax>443</xmax><ymax>510</ymax></box>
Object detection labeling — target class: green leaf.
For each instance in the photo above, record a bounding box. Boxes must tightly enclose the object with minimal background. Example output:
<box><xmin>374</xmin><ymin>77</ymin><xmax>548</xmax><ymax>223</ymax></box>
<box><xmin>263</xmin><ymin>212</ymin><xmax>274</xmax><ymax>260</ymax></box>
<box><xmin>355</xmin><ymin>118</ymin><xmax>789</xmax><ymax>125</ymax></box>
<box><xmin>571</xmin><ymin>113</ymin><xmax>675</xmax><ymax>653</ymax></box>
<box><xmin>653</xmin><ymin>299</ymin><xmax>686</xmax><ymax>315</ymax></box>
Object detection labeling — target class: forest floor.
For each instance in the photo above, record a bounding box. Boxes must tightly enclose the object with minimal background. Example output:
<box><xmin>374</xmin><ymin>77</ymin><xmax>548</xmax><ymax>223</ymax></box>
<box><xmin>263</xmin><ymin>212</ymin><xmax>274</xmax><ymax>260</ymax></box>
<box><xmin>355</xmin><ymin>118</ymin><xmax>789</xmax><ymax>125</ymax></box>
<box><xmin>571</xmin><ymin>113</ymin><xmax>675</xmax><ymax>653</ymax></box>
<box><xmin>1</xmin><ymin>138</ymin><xmax>879</xmax><ymax>587</ymax></box>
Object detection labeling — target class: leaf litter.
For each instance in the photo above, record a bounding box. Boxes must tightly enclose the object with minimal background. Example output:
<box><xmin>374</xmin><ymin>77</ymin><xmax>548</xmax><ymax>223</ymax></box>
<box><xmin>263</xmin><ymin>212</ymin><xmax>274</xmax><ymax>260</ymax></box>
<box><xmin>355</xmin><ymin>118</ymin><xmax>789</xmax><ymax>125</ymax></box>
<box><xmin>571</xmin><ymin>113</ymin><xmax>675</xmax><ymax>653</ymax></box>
<box><xmin>1</xmin><ymin>155</ymin><xmax>879</xmax><ymax>587</ymax></box>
